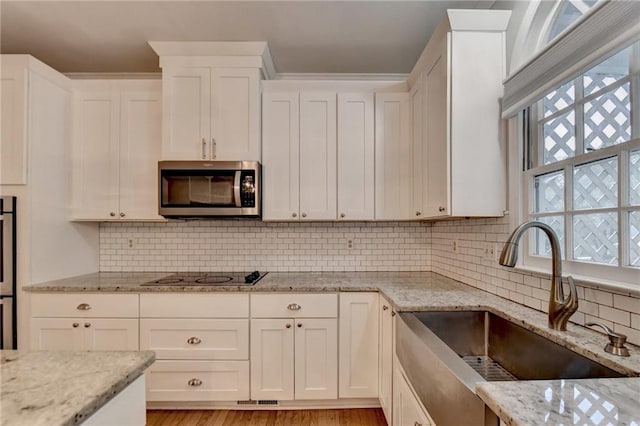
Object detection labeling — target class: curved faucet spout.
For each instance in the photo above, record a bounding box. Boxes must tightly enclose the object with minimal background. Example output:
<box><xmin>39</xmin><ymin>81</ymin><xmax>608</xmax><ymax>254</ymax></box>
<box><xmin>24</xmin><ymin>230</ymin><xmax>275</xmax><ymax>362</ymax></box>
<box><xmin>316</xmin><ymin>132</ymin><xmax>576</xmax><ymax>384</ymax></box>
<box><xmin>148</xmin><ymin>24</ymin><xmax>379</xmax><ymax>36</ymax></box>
<box><xmin>499</xmin><ymin>221</ymin><xmax>578</xmax><ymax>331</ymax></box>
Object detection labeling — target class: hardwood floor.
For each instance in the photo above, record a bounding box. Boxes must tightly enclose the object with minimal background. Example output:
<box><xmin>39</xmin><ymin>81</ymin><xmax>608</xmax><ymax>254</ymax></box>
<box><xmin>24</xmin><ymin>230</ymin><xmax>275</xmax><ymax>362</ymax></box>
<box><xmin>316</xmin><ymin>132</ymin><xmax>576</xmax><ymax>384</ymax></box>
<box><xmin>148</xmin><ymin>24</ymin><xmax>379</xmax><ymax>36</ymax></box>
<box><xmin>146</xmin><ymin>408</ymin><xmax>388</xmax><ymax>426</ymax></box>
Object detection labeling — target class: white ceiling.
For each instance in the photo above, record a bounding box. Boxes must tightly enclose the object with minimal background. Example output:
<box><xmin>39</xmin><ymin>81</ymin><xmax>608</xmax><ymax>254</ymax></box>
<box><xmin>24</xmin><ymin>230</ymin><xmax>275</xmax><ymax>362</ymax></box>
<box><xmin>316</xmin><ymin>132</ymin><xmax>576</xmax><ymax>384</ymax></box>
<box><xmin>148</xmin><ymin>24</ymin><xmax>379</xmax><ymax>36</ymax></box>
<box><xmin>0</xmin><ymin>1</ymin><xmax>492</xmax><ymax>75</ymax></box>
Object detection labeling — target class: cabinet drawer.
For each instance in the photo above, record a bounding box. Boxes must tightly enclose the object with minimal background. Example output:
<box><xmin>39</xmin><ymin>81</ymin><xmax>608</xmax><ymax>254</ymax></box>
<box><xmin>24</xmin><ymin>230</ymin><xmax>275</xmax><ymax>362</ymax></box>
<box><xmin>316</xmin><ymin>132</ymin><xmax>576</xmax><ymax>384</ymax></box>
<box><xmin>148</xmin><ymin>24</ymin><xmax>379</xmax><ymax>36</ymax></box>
<box><xmin>140</xmin><ymin>293</ymin><xmax>249</xmax><ymax>318</ymax></box>
<box><xmin>146</xmin><ymin>360</ymin><xmax>250</xmax><ymax>402</ymax></box>
<box><xmin>251</xmin><ymin>293</ymin><xmax>338</xmax><ymax>318</ymax></box>
<box><xmin>140</xmin><ymin>319</ymin><xmax>248</xmax><ymax>360</ymax></box>
<box><xmin>30</xmin><ymin>293</ymin><xmax>139</xmax><ymax>318</ymax></box>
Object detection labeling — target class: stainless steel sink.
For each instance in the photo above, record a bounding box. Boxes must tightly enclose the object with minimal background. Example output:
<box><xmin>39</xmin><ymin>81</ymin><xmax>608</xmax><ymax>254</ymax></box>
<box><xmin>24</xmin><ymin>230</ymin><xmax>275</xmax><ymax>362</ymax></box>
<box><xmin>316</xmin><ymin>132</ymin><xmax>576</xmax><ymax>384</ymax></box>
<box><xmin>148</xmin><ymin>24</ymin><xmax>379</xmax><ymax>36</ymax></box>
<box><xmin>396</xmin><ymin>311</ymin><xmax>626</xmax><ymax>426</ymax></box>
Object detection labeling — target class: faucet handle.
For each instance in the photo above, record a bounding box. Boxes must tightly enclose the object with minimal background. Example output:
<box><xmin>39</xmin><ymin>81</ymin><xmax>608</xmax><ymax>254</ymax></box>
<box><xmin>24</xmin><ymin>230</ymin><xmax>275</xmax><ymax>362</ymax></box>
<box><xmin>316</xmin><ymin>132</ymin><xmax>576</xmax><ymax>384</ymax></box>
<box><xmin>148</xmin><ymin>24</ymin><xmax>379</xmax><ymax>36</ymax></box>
<box><xmin>586</xmin><ymin>322</ymin><xmax>630</xmax><ymax>357</ymax></box>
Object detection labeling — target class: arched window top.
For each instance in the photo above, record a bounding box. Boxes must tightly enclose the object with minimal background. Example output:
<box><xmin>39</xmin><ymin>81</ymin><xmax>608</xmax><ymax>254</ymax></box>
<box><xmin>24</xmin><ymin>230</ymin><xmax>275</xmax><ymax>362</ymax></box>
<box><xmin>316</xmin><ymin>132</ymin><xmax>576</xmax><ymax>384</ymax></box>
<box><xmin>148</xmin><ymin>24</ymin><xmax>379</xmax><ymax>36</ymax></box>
<box><xmin>546</xmin><ymin>0</ymin><xmax>600</xmax><ymax>42</ymax></box>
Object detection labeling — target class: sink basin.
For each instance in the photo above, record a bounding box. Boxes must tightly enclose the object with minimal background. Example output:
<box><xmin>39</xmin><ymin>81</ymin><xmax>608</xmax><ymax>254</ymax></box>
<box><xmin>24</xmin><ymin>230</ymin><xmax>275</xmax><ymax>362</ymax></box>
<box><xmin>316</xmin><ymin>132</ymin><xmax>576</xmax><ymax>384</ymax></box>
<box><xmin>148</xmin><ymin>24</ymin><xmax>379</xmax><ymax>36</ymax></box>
<box><xmin>396</xmin><ymin>311</ymin><xmax>626</xmax><ymax>426</ymax></box>
<box><xmin>412</xmin><ymin>310</ymin><xmax>622</xmax><ymax>381</ymax></box>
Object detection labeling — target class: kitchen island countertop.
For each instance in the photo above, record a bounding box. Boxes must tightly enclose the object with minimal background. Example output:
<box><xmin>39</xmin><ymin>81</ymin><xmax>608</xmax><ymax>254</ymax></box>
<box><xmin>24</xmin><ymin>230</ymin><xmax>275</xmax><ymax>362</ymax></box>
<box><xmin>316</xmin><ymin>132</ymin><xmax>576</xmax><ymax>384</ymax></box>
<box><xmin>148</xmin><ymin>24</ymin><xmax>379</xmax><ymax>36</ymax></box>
<box><xmin>24</xmin><ymin>270</ymin><xmax>640</xmax><ymax>425</ymax></box>
<box><xmin>0</xmin><ymin>350</ymin><xmax>155</xmax><ymax>426</ymax></box>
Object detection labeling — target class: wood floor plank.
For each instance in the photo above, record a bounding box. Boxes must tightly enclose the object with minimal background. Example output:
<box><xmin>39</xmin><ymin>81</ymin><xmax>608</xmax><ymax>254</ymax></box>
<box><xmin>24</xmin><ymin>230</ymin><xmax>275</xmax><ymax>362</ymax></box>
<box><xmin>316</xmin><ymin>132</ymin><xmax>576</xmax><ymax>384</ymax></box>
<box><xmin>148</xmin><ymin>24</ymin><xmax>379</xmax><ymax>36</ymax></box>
<box><xmin>146</xmin><ymin>408</ymin><xmax>387</xmax><ymax>426</ymax></box>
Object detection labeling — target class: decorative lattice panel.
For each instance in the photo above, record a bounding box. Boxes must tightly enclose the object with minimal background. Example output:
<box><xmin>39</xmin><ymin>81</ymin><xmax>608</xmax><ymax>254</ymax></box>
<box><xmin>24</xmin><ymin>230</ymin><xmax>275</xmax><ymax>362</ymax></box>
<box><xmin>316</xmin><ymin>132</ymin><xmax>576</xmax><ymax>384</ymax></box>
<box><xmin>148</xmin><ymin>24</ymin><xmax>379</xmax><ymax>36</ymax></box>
<box><xmin>542</xmin><ymin>381</ymin><xmax>625</xmax><ymax>425</ymax></box>
<box><xmin>543</xmin><ymin>81</ymin><xmax>575</xmax><ymax>118</ymax></box>
<box><xmin>544</xmin><ymin>111</ymin><xmax>576</xmax><ymax>164</ymax></box>
<box><xmin>583</xmin><ymin>48</ymin><xmax>630</xmax><ymax>95</ymax></box>
<box><xmin>573</xmin><ymin>213</ymin><xmax>618</xmax><ymax>264</ymax></box>
<box><xmin>535</xmin><ymin>171</ymin><xmax>564</xmax><ymax>213</ymax></box>
<box><xmin>631</xmin><ymin>211</ymin><xmax>640</xmax><ymax>267</ymax></box>
<box><xmin>574</xmin><ymin>157</ymin><xmax>618</xmax><ymax>210</ymax></box>
<box><xmin>533</xmin><ymin>215</ymin><xmax>565</xmax><ymax>258</ymax></box>
<box><xmin>631</xmin><ymin>150</ymin><xmax>640</xmax><ymax>206</ymax></box>
<box><xmin>584</xmin><ymin>83</ymin><xmax>630</xmax><ymax>151</ymax></box>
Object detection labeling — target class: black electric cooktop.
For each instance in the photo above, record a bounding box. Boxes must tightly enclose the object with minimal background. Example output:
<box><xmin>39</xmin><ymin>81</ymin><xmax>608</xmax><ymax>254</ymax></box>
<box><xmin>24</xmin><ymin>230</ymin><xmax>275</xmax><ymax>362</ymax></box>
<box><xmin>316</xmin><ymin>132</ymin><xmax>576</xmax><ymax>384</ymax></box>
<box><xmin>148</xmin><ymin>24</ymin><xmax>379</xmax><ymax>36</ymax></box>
<box><xmin>141</xmin><ymin>271</ymin><xmax>267</xmax><ymax>286</ymax></box>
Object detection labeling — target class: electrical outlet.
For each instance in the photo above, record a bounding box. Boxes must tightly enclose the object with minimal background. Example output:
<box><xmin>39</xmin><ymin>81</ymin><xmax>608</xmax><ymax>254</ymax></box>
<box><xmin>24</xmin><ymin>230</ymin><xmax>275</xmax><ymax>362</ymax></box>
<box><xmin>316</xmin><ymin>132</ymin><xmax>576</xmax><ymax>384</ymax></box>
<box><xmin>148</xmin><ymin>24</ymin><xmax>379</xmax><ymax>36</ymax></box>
<box><xmin>347</xmin><ymin>239</ymin><xmax>353</xmax><ymax>249</ymax></box>
<box><xmin>483</xmin><ymin>242</ymin><xmax>496</xmax><ymax>260</ymax></box>
<box><xmin>452</xmin><ymin>240</ymin><xmax>458</xmax><ymax>253</ymax></box>
<box><xmin>128</xmin><ymin>238</ymin><xmax>135</xmax><ymax>249</ymax></box>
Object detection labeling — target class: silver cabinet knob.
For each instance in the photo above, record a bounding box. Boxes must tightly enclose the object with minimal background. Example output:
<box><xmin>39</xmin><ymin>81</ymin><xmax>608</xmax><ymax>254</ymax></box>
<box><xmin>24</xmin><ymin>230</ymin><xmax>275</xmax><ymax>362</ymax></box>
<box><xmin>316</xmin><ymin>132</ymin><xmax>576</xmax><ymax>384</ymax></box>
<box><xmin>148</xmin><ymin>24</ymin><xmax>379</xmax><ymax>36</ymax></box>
<box><xmin>416</xmin><ymin>211</ymin><xmax>422</xmax><ymax>216</ymax></box>
<box><xmin>110</xmin><ymin>212</ymin><xmax>116</xmax><ymax>217</ymax></box>
<box><xmin>297</xmin><ymin>323</ymin><xmax>302</xmax><ymax>328</ymax></box>
<box><xmin>188</xmin><ymin>378</ymin><xmax>203</xmax><ymax>387</ymax></box>
<box><xmin>391</xmin><ymin>311</ymin><xmax>397</xmax><ymax>317</ymax></box>
<box><xmin>292</xmin><ymin>212</ymin><xmax>297</xmax><ymax>218</ymax></box>
<box><xmin>340</xmin><ymin>213</ymin><xmax>345</xmax><ymax>218</ymax></box>
<box><xmin>187</xmin><ymin>337</ymin><xmax>202</xmax><ymax>345</ymax></box>
<box><xmin>285</xmin><ymin>323</ymin><xmax>292</xmax><ymax>329</ymax></box>
<box><xmin>287</xmin><ymin>303</ymin><xmax>301</xmax><ymax>311</ymax></box>
<box><xmin>414</xmin><ymin>422</ymin><xmax>422</xmax><ymax>426</ymax></box>
<box><xmin>72</xmin><ymin>322</ymin><xmax>79</xmax><ymax>328</ymax></box>
<box><xmin>438</xmin><ymin>206</ymin><xmax>446</xmax><ymax>212</ymax></box>
<box><xmin>84</xmin><ymin>323</ymin><xmax>91</xmax><ymax>328</ymax></box>
<box><xmin>382</xmin><ymin>305</ymin><xmax>389</xmax><ymax>311</ymax></box>
<box><xmin>119</xmin><ymin>212</ymin><xmax>125</xmax><ymax>218</ymax></box>
<box><xmin>76</xmin><ymin>303</ymin><xmax>91</xmax><ymax>311</ymax></box>
<box><xmin>301</xmin><ymin>213</ymin><xmax>307</xmax><ymax>218</ymax></box>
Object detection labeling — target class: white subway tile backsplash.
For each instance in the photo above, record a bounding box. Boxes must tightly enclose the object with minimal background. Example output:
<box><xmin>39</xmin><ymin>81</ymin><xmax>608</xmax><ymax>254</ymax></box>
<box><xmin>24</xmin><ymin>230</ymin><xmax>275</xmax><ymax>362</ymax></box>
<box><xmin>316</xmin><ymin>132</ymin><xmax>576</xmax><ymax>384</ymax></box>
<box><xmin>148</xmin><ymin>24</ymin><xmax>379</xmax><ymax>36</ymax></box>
<box><xmin>100</xmin><ymin>221</ymin><xmax>430</xmax><ymax>272</ymax></box>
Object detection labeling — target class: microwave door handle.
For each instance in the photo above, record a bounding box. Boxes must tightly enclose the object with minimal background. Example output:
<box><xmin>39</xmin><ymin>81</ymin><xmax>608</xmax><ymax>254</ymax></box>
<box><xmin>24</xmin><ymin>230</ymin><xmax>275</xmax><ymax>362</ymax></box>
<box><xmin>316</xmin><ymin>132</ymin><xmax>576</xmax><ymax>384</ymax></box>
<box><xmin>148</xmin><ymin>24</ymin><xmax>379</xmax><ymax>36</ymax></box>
<box><xmin>234</xmin><ymin>171</ymin><xmax>242</xmax><ymax>207</ymax></box>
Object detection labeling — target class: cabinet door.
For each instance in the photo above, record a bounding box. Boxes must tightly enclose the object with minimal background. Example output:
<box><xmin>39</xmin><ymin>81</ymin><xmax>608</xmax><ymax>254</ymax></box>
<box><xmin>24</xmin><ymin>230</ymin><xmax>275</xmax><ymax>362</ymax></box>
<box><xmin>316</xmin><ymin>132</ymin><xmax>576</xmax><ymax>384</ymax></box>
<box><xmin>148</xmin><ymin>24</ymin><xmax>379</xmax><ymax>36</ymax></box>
<box><xmin>425</xmin><ymin>46</ymin><xmax>450</xmax><ymax>217</ymax></box>
<box><xmin>375</xmin><ymin>92</ymin><xmax>412</xmax><ymax>220</ymax></box>
<box><xmin>339</xmin><ymin>293</ymin><xmax>378</xmax><ymax>398</ymax></box>
<box><xmin>294</xmin><ymin>318</ymin><xmax>338</xmax><ymax>400</ymax></box>
<box><xmin>162</xmin><ymin>66</ymin><xmax>211</xmax><ymax>160</ymax></box>
<box><xmin>299</xmin><ymin>92</ymin><xmax>337</xmax><ymax>220</ymax></box>
<box><xmin>410</xmin><ymin>78</ymin><xmax>426</xmax><ymax>219</ymax></box>
<box><xmin>119</xmin><ymin>81</ymin><xmax>163</xmax><ymax>220</ymax></box>
<box><xmin>337</xmin><ymin>93</ymin><xmax>374</xmax><ymax>221</ymax></box>
<box><xmin>84</xmin><ymin>318</ymin><xmax>139</xmax><ymax>351</ymax></box>
<box><xmin>30</xmin><ymin>318</ymin><xmax>84</xmax><ymax>350</ymax></box>
<box><xmin>262</xmin><ymin>92</ymin><xmax>300</xmax><ymax>221</ymax></box>
<box><xmin>0</xmin><ymin>63</ymin><xmax>27</xmax><ymax>185</ymax></box>
<box><xmin>393</xmin><ymin>365</ymin><xmax>433</xmax><ymax>426</ymax></box>
<box><xmin>250</xmin><ymin>318</ymin><xmax>294</xmax><ymax>400</ymax></box>
<box><xmin>211</xmin><ymin>68</ymin><xmax>260</xmax><ymax>161</ymax></box>
<box><xmin>379</xmin><ymin>297</ymin><xmax>394</xmax><ymax>424</ymax></box>
<box><xmin>71</xmin><ymin>82</ymin><xmax>120</xmax><ymax>219</ymax></box>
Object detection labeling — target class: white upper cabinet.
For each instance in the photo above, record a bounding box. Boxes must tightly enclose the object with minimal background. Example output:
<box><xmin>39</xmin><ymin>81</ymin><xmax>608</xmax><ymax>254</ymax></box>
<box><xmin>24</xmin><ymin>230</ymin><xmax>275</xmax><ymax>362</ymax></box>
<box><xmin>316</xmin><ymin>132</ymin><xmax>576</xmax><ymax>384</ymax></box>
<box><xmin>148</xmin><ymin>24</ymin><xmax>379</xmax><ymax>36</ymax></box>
<box><xmin>150</xmin><ymin>42</ymin><xmax>269</xmax><ymax>162</ymax></box>
<box><xmin>161</xmin><ymin>66</ymin><xmax>260</xmax><ymax>161</ymax></box>
<box><xmin>299</xmin><ymin>92</ymin><xmax>337</xmax><ymax>220</ymax></box>
<box><xmin>375</xmin><ymin>92</ymin><xmax>412</xmax><ymax>220</ymax></box>
<box><xmin>262</xmin><ymin>91</ymin><xmax>300</xmax><ymax>221</ymax></box>
<box><xmin>337</xmin><ymin>93</ymin><xmax>375</xmax><ymax>221</ymax></box>
<box><xmin>70</xmin><ymin>80</ymin><xmax>163</xmax><ymax>221</ymax></box>
<box><xmin>262</xmin><ymin>89</ymin><xmax>337</xmax><ymax>221</ymax></box>
<box><xmin>408</xmin><ymin>10</ymin><xmax>511</xmax><ymax>218</ymax></box>
<box><xmin>0</xmin><ymin>63</ymin><xmax>28</xmax><ymax>185</ymax></box>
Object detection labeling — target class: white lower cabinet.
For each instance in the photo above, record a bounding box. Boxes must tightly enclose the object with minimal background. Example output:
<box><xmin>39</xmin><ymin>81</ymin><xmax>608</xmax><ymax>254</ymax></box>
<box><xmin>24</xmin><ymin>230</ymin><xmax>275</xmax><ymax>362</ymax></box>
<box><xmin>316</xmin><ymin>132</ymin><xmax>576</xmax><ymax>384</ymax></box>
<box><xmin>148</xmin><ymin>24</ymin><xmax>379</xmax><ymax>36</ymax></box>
<box><xmin>250</xmin><ymin>293</ymin><xmax>338</xmax><ymax>401</ymax></box>
<box><xmin>30</xmin><ymin>294</ymin><xmax>139</xmax><ymax>351</ymax></box>
<box><xmin>338</xmin><ymin>292</ymin><xmax>379</xmax><ymax>398</ymax></box>
<box><xmin>146</xmin><ymin>360</ymin><xmax>250</xmax><ymax>402</ymax></box>
<box><xmin>84</xmin><ymin>374</ymin><xmax>147</xmax><ymax>426</ymax></box>
<box><xmin>379</xmin><ymin>296</ymin><xmax>395</xmax><ymax>424</ymax></box>
<box><xmin>140</xmin><ymin>294</ymin><xmax>250</xmax><ymax>402</ymax></box>
<box><xmin>393</xmin><ymin>362</ymin><xmax>435</xmax><ymax>426</ymax></box>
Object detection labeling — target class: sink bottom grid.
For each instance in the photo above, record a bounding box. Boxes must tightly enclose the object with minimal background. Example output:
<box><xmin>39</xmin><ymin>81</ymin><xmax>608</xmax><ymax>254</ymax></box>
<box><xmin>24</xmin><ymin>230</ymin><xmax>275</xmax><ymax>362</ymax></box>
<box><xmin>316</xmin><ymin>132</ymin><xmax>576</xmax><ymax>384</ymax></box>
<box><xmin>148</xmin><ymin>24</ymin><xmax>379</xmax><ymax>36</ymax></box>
<box><xmin>462</xmin><ymin>356</ymin><xmax>517</xmax><ymax>381</ymax></box>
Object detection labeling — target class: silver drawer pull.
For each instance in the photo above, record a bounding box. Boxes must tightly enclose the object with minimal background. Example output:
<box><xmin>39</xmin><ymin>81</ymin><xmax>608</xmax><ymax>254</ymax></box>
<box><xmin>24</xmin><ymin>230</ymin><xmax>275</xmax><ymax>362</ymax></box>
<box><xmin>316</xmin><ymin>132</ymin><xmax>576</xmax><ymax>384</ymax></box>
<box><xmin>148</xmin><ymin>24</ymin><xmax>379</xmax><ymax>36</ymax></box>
<box><xmin>72</xmin><ymin>322</ymin><xmax>79</xmax><ymax>328</ymax></box>
<box><xmin>287</xmin><ymin>303</ymin><xmax>301</xmax><ymax>311</ymax></box>
<box><xmin>187</xmin><ymin>378</ymin><xmax>203</xmax><ymax>387</ymax></box>
<box><xmin>382</xmin><ymin>305</ymin><xmax>389</xmax><ymax>311</ymax></box>
<box><xmin>76</xmin><ymin>303</ymin><xmax>91</xmax><ymax>311</ymax></box>
<box><xmin>187</xmin><ymin>337</ymin><xmax>202</xmax><ymax>345</ymax></box>
<box><xmin>84</xmin><ymin>323</ymin><xmax>91</xmax><ymax>328</ymax></box>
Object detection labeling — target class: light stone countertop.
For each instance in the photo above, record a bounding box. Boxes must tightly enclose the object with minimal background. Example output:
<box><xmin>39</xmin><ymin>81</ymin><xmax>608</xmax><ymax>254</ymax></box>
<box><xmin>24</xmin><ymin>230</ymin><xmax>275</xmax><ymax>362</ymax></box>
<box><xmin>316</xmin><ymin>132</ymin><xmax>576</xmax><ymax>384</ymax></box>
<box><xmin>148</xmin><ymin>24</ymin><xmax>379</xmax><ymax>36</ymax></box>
<box><xmin>23</xmin><ymin>270</ymin><xmax>640</xmax><ymax>425</ymax></box>
<box><xmin>0</xmin><ymin>350</ymin><xmax>155</xmax><ymax>426</ymax></box>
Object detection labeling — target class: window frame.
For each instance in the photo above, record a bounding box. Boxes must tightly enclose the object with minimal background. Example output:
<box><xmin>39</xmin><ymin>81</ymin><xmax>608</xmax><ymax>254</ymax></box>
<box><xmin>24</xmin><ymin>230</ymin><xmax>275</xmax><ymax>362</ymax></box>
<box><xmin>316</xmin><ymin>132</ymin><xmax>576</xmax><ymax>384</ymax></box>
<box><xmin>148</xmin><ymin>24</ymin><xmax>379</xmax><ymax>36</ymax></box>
<box><xmin>521</xmin><ymin>40</ymin><xmax>640</xmax><ymax>286</ymax></box>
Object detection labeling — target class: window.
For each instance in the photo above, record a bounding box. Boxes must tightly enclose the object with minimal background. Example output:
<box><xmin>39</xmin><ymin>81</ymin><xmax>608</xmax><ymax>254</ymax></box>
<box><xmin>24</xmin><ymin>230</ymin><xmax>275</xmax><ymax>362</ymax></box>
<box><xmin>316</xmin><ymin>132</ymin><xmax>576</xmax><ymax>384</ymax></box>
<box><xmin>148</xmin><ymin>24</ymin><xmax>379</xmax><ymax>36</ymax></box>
<box><xmin>546</xmin><ymin>0</ymin><xmax>600</xmax><ymax>41</ymax></box>
<box><xmin>525</xmin><ymin>40</ymin><xmax>640</xmax><ymax>283</ymax></box>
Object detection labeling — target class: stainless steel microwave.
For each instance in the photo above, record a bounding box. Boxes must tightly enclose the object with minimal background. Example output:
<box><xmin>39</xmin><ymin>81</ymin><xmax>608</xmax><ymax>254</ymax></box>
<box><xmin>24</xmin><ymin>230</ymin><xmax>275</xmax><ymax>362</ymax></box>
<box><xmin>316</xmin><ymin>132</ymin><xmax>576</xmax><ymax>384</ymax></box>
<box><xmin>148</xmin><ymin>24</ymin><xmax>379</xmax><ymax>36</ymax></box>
<box><xmin>158</xmin><ymin>161</ymin><xmax>261</xmax><ymax>218</ymax></box>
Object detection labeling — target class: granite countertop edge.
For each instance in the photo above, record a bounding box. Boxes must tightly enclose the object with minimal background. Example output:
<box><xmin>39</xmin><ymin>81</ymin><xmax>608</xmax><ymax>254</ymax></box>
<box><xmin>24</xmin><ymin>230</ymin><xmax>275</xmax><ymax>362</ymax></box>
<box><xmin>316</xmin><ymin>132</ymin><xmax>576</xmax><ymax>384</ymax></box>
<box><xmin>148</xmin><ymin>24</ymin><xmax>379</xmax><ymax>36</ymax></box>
<box><xmin>1</xmin><ymin>350</ymin><xmax>155</xmax><ymax>426</ymax></box>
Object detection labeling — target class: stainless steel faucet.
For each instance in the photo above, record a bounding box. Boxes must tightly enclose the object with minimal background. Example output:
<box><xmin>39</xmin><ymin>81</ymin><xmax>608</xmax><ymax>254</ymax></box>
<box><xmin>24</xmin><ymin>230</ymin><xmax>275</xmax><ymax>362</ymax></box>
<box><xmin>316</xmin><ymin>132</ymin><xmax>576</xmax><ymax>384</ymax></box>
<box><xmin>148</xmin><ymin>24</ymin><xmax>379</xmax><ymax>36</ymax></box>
<box><xmin>499</xmin><ymin>221</ymin><xmax>578</xmax><ymax>331</ymax></box>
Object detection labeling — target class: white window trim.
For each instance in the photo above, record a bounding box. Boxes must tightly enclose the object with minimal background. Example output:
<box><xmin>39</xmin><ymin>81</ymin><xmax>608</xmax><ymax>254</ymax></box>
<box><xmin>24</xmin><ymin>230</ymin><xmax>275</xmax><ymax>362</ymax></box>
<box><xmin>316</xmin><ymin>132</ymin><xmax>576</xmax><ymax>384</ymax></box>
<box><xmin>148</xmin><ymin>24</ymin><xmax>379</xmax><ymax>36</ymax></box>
<box><xmin>505</xmin><ymin>0</ymin><xmax>640</xmax><ymax>294</ymax></box>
